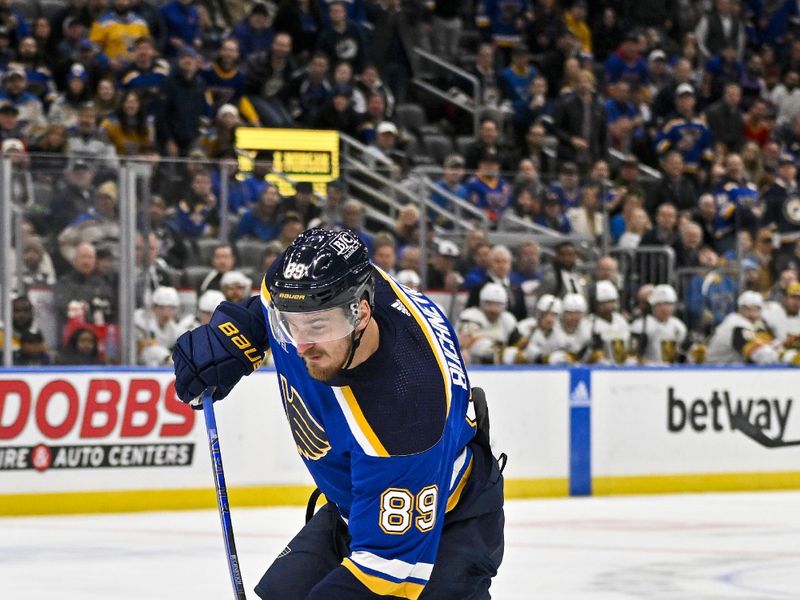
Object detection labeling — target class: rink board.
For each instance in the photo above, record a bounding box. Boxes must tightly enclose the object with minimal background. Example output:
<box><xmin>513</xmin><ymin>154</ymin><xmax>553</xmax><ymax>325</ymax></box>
<box><xmin>590</xmin><ymin>367</ymin><xmax>800</xmax><ymax>495</ymax></box>
<box><xmin>0</xmin><ymin>368</ymin><xmax>569</xmax><ymax>515</ymax></box>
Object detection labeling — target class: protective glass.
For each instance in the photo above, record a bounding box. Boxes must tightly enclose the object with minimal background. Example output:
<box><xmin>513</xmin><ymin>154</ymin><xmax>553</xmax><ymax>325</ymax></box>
<box><xmin>268</xmin><ymin>302</ymin><xmax>358</xmax><ymax>346</ymax></box>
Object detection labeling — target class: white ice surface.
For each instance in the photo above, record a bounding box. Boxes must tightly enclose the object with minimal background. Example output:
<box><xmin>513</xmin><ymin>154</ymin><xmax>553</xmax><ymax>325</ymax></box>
<box><xmin>1</xmin><ymin>492</ymin><xmax>799</xmax><ymax>599</ymax></box>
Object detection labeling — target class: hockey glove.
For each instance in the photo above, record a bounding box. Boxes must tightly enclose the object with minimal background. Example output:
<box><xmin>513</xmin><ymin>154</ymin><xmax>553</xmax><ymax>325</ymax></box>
<box><xmin>173</xmin><ymin>300</ymin><xmax>268</xmax><ymax>405</ymax></box>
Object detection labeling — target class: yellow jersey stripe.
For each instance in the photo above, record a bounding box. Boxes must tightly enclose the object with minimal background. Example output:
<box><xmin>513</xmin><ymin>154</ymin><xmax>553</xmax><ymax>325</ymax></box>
<box><xmin>342</xmin><ymin>386</ymin><xmax>390</xmax><ymax>457</ymax></box>
<box><xmin>342</xmin><ymin>558</ymin><xmax>425</xmax><ymax>600</ymax></box>
<box><xmin>446</xmin><ymin>456</ymin><xmax>473</xmax><ymax>513</ymax></box>
<box><xmin>261</xmin><ymin>277</ymin><xmax>271</xmax><ymax>303</ymax></box>
<box><xmin>374</xmin><ymin>267</ymin><xmax>452</xmax><ymax>415</ymax></box>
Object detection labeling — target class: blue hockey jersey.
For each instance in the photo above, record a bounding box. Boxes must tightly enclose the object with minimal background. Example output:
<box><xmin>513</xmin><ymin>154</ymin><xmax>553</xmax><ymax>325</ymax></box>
<box><xmin>260</xmin><ymin>265</ymin><xmax>477</xmax><ymax>598</ymax></box>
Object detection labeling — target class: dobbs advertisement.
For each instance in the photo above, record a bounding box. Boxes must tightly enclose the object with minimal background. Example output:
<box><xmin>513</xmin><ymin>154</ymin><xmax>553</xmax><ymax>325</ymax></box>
<box><xmin>0</xmin><ymin>372</ymin><xmax>200</xmax><ymax>492</ymax></box>
<box><xmin>591</xmin><ymin>369</ymin><xmax>800</xmax><ymax>484</ymax></box>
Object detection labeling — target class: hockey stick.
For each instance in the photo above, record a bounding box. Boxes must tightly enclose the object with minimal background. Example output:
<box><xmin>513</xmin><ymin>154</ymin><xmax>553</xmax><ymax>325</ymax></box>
<box><xmin>731</xmin><ymin>410</ymin><xmax>800</xmax><ymax>448</ymax></box>
<box><xmin>199</xmin><ymin>389</ymin><xmax>248</xmax><ymax>599</ymax></box>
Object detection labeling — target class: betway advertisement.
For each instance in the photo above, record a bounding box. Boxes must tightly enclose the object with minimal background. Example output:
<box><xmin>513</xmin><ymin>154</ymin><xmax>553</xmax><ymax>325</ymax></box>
<box><xmin>591</xmin><ymin>369</ymin><xmax>800</xmax><ymax>478</ymax></box>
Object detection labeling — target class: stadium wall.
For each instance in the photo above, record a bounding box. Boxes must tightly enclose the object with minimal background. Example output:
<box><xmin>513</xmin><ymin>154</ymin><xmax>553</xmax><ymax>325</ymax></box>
<box><xmin>0</xmin><ymin>367</ymin><xmax>798</xmax><ymax>516</ymax></box>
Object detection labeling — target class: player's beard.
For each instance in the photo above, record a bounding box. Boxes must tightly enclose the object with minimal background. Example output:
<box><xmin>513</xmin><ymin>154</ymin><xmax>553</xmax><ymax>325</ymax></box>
<box><xmin>301</xmin><ymin>338</ymin><xmax>351</xmax><ymax>381</ymax></box>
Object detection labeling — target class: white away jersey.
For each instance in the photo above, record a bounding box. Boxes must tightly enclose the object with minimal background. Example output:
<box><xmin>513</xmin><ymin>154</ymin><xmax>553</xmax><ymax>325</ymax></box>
<box><xmin>588</xmin><ymin>312</ymin><xmax>631</xmax><ymax>364</ymax></box>
<box><xmin>630</xmin><ymin>314</ymin><xmax>687</xmax><ymax>364</ymax></box>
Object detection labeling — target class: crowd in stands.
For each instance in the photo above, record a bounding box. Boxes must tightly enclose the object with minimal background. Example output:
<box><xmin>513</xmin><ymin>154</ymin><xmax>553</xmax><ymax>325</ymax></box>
<box><xmin>1</xmin><ymin>0</ymin><xmax>799</xmax><ymax>368</ymax></box>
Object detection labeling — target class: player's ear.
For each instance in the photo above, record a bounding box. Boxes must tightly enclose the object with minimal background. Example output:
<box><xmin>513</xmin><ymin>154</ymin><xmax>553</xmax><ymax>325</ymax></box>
<box><xmin>356</xmin><ymin>299</ymin><xmax>371</xmax><ymax>331</ymax></box>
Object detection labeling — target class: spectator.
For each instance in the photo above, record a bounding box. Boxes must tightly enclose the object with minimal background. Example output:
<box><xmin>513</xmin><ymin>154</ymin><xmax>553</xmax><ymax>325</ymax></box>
<box><xmin>467</xmin><ymin>244</ymin><xmax>527</xmax><ymax>321</ymax></box>
<box><xmin>458</xmin><ymin>282</ymin><xmax>517</xmax><ymax>365</ymax></box>
<box><xmin>674</xmin><ymin>221</ymin><xmax>704</xmax><ymax>268</ymax></box>
<box><xmin>466</xmin><ymin>43</ymin><xmax>501</xmax><ymax>108</ymax></box>
<box><xmin>13</xmin><ymin>330</ymin><xmax>50</xmax><ymax>366</ymax></box>
<box><xmin>695</xmin><ymin>0</ymin><xmax>745</xmax><ymax>62</ymax></box>
<box><xmin>0</xmin><ymin>102</ymin><xmax>22</xmax><ymax>141</ymax></box>
<box><xmin>524</xmin><ymin>0</ymin><xmax>565</xmax><ymax>56</ymax></box>
<box><xmin>605</xmin><ymin>32</ymin><xmax>648</xmax><ymax>89</ymax></box>
<box><xmin>465</xmin><ymin>150</ymin><xmax>512</xmax><ymax>225</ymax></box>
<box><xmin>641</xmin><ymin>202</ymin><xmax>679</xmax><ymax>246</ymax></box>
<box><xmin>566</xmin><ymin>182</ymin><xmax>604</xmax><ymax>239</ymax></box>
<box><xmin>655</xmin><ymin>84</ymin><xmax>713</xmax><ymax>182</ymax></box>
<box><xmin>513</xmin><ymin>77</ymin><xmax>554</xmax><ymax>146</ymax></box>
<box><xmin>119</xmin><ymin>36</ymin><xmax>170</xmax><ymax>112</ymax></box>
<box><xmin>52</xmin><ymin>0</ymin><xmax>94</xmax><ymax>48</ymax></box>
<box><xmin>586</xmin><ymin>280</ymin><xmax>631</xmax><ymax>365</ymax></box>
<box><xmin>155</xmin><ymin>47</ymin><xmax>208</xmax><ymax>156</ymax></box>
<box><xmin>770</xmin><ymin>70</ymin><xmax>800</xmax><ymax>126</ymax></box>
<box><xmin>147</xmin><ymin>195</ymin><xmax>188</xmax><ymax>270</ymax></box>
<box><xmin>284</xmin><ymin>181</ymin><xmax>322</xmax><ymax>227</ymax></box>
<box><xmin>316</xmin><ymin>1</ymin><xmax>367</xmax><ymax>72</ymax></box>
<box><xmin>161</xmin><ymin>0</ymin><xmax>201</xmax><ymax>58</ymax></box>
<box><xmin>315</xmin><ymin>178</ymin><xmax>346</xmax><ymax>229</ymax></box>
<box><xmin>314</xmin><ymin>83</ymin><xmax>360</xmax><ymax>137</ymax></box>
<box><xmin>58</xmin><ymin>180</ymin><xmax>120</xmax><ymax>264</ymax></box>
<box><xmin>240</xmin><ymin>31</ymin><xmax>295</xmax><ymax>127</ymax></box>
<box><xmin>426</xmin><ymin>240</ymin><xmax>461</xmax><ymax>291</ymax></box>
<box><xmin>89</xmin><ymin>0</ymin><xmax>151</xmax><ymax>70</ymax></box>
<box><xmin>712</xmin><ymin>152</ymin><xmax>759</xmax><ymax>253</ymax></box>
<box><xmin>617</xmin><ymin>206</ymin><xmax>650</xmax><ymax>249</ymax></box>
<box><xmin>65</xmin><ymin>101</ymin><xmax>119</xmax><ymax>174</ymax></box>
<box><xmin>742</xmin><ymin>97</ymin><xmax>772</xmax><ymax>147</ymax></box>
<box><xmin>173</xmin><ymin>168</ymin><xmax>218</xmax><ymax>237</ymax></box>
<box><xmin>604</xmin><ymin>81</ymin><xmax>642</xmax><ymax>152</ymax></box>
<box><xmin>56</xmin><ymin>327</ymin><xmax>103</xmax><ymax>365</ymax></box>
<box><xmin>231</xmin><ymin>1</ymin><xmax>274</xmax><ymax>57</ymax></box>
<box><xmin>48</xmin><ymin>64</ymin><xmax>93</xmax><ymax>129</ymax></box>
<box><xmin>371</xmin><ymin>232</ymin><xmax>397</xmax><ymax>275</ymax></box>
<box><xmin>233</xmin><ymin>184</ymin><xmax>282</xmax><ymax>242</ymax></box>
<box><xmin>288</xmin><ymin>56</ymin><xmax>331</xmax><ymax>127</ymax></box>
<box><xmin>100</xmin><ymin>90</ymin><xmax>155</xmax><ymax>156</ymax></box>
<box><xmin>15</xmin><ymin>237</ymin><xmax>56</xmax><ymax>290</ymax></box>
<box><xmin>539</xmin><ymin>240</ymin><xmax>586</xmax><ymax>299</ymax></box>
<box><xmin>135</xmin><ymin>231</ymin><xmax>177</xmax><ymax>307</ymax></box>
<box><xmin>368</xmin><ymin>0</ymin><xmax>421</xmax><ymax>102</ymax></box>
<box><xmin>652</xmin><ymin>58</ymin><xmax>693</xmax><ymax>126</ymax></box>
<box><xmin>499</xmin><ymin>44</ymin><xmax>538</xmax><ymax>113</ymax></box>
<box><xmin>511</xmin><ymin>240</ymin><xmax>542</xmax><ymax>289</ymax></box>
<box><xmin>17</xmin><ymin>36</ymin><xmax>56</xmax><ymax>107</ymax></box>
<box><xmin>647</xmin><ymin>151</ymin><xmax>698</xmax><ymax>216</ymax></box>
<box><xmin>549</xmin><ymin>161</ymin><xmax>581</xmax><ymax>209</ymax></box>
<box><xmin>201</xmin><ymin>38</ymin><xmax>246</xmax><ymax>114</ymax></box>
<box><xmin>535</xmin><ymin>192</ymin><xmax>572</xmax><ymax>234</ymax></box>
<box><xmin>272</xmin><ymin>0</ymin><xmax>322</xmax><ymax>59</ymax></box>
<box><xmin>429</xmin><ymin>154</ymin><xmax>467</xmax><ymax>229</ymax></box>
<box><xmin>197</xmin><ymin>243</ymin><xmax>234</xmax><ymax>294</ymax></box>
<box><xmin>0</xmin><ymin>67</ymin><xmax>46</xmax><ymax>138</ymax></box>
<box><xmin>54</xmin><ymin>242</ymin><xmax>117</xmax><ymax>331</ymax></box>
<box><xmin>762</xmin><ymin>154</ymin><xmax>800</xmax><ymax>262</ymax></box>
<box><xmin>134</xmin><ymin>285</ymin><xmax>185</xmax><ymax>364</ymax></box>
<box><xmin>553</xmin><ymin>69</ymin><xmax>608</xmax><ymax>170</ymax></box>
<box><xmin>463</xmin><ymin>116</ymin><xmax>509</xmax><ymax>171</ymax></box>
<box><xmin>220</xmin><ymin>270</ymin><xmax>252</xmax><ymax>303</ymax></box>
<box><xmin>93</xmin><ymin>77</ymin><xmax>119</xmax><ymax>123</ymax></box>
<box><xmin>353</xmin><ymin>64</ymin><xmax>394</xmax><ymax>116</ymax></box>
<box><xmin>338</xmin><ymin>198</ymin><xmax>373</xmax><ymax>254</ymax></box>
<box><xmin>276</xmin><ymin>211</ymin><xmax>304</xmax><ymax>248</ymax></box>
<box><xmin>425</xmin><ymin>0</ymin><xmax>461</xmax><ymax>63</ymax></box>
<box><xmin>706</xmin><ymin>291</ymin><xmax>779</xmax><ymax>364</ymax></box>
<box><xmin>398</xmin><ymin>243</ymin><xmax>421</xmax><ymax>275</ymax></box>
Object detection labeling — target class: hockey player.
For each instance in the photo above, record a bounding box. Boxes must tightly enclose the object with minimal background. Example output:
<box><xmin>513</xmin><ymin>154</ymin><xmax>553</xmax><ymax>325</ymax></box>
<box><xmin>502</xmin><ymin>294</ymin><xmax>571</xmax><ymax>364</ymax></box>
<box><xmin>178</xmin><ymin>289</ymin><xmax>225</xmax><ymax>331</ymax></box>
<box><xmin>134</xmin><ymin>286</ymin><xmax>186</xmax><ymax>364</ymax></box>
<box><xmin>629</xmin><ymin>284</ymin><xmax>688</xmax><ymax>364</ymax></box>
<box><xmin>587</xmin><ymin>281</ymin><xmax>631</xmax><ymax>364</ymax></box>
<box><xmin>172</xmin><ymin>228</ymin><xmax>504</xmax><ymax>599</ymax></box>
<box><xmin>706</xmin><ymin>291</ymin><xmax>780</xmax><ymax>364</ymax></box>
<box><xmin>559</xmin><ymin>292</ymin><xmax>591</xmax><ymax>362</ymax></box>
<box><xmin>457</xmin><ymin>282</ymin><xmax>518</xmax><ymax>364</ymax></box>
<box><xmin>762</xmin><ymin>282</ymin><xmax>800</xmax><ymax>364</ymax></box>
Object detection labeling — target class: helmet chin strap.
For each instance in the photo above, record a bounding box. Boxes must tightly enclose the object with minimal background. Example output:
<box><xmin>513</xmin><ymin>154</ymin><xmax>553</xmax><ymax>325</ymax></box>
<box><xmin>342</xmin><ymin>309</ymin><xmax>371</xmax><ymax>370</ymax></box>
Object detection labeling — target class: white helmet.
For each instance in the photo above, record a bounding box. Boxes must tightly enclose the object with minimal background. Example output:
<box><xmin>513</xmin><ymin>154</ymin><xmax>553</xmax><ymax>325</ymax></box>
<box><xmin>396</xmin><ymin>269</ymin><xmax>421</xmax><ymax>290</ymax></box>
<box><xmin>562</xmin><ymin>293</ymin><xmax>587</xmax><ymax>313</ymax></box>
<box><xmin>649</xmin><ymin>284</ymin><xmax>677</xmax><ymax>306</ymax></box>
<box><xmin>198</xmin><ymin>289</ymin><xmax>225</xmax><ymax>313</ymax></box>
<box><xmin>536</xmin><ymin>294</ymin><xmax>563</xmax><ymax>315</ymax></box>
<box><xmin>479</xmin><ymin>282</ymin><xmax>508</xmax><ymax>306</ymax></box>
<box><xmin>738</xmin><ymin>290</ymin><xmax>763</xmax><ymax>309</ymax></box>
<box><xmin>595</xmin><ymin>280</ymin><xmax>619</xmax><ymax>303</ymax></box>
<box><xmin>220</xmin><ymin>270</ymin><xmax>252</xmax><ymax>289</ymax></box>
<box><xmin>152</xmin><ymin>286</ymin><xmax>180</xmax><ymax>307</ymax></box>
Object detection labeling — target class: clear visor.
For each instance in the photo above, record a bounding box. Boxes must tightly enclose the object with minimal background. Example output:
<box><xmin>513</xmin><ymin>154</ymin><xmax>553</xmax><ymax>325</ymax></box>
<box><xmin>268</xmin><ymin>302</ymin><xmax>359</xmax><ymax>346</ymax></box>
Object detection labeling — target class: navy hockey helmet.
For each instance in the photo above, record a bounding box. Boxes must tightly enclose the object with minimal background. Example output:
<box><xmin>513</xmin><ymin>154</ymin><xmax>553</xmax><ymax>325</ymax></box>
<box><xmin>268</xmin><ymin>228</ymin><xmax>374</xmax><ymax>313</ymax></box>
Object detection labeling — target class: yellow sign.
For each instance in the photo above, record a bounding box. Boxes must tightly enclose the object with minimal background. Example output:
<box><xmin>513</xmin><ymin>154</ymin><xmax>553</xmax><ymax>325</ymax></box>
<box><xmin>235</xmin><ymin>128</ymin><xmax>340</xmax><ymax>196</ymax></box>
